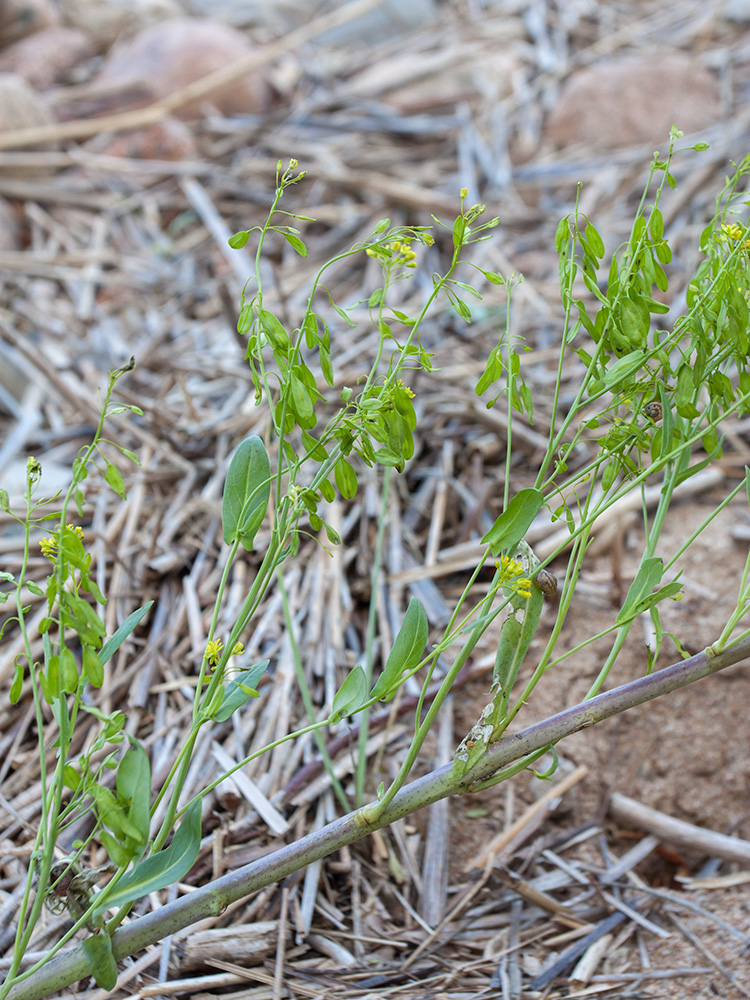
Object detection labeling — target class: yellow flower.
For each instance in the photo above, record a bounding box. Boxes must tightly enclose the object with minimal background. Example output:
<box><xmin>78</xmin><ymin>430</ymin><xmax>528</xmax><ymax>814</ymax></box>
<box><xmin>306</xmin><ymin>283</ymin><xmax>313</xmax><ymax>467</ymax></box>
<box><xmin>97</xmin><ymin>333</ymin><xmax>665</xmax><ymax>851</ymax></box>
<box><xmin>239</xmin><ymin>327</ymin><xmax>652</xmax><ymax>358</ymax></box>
<box><xmin>515</xmin><ymin>579</ymin><xmax>532</xmax><ymax>600</ymax></box>
<box><xmin>231</xmin><ymin>642</ymin><xmax>245</xmax><ymax>657</ymax></box>
<box><xmin>40</xmin><ymin>537</ymin><xmax>57</xmax><ymax>560</ymax></box>
<box><xmin>720</xmin><ymin>223</ymin><xmax>745</xmax><ymax>242</ymax></box>
<box><xmin>205</xmin><ymin>638</ymin><xmax>224</xmax><ymax>665</ymax></box>
<box><xmin>396</xmin><ymin>379</ymin><xmax>415</xmax><ymax>399</ymax></box>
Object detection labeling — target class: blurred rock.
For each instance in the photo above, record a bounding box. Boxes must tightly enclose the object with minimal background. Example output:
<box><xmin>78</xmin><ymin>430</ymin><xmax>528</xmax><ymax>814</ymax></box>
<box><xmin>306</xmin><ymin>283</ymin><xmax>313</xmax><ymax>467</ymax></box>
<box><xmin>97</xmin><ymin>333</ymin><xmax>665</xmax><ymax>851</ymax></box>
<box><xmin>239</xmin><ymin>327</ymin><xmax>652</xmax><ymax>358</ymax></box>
<box><xmin>545</xmin><ymin>56</ymin><xmax>720</xmax><ymax>151</ymax></box>
<box><xmin>0</xmin><ymin>0</ymin><xmax>58</xmax><ymax>46</ymax></box>
<box><xmin>0</xmin><ymin>73</ymin><xmax>54</xmax><ymax>139</ymax></box>
<box><xmin>59</xmin><ymin>0</ymin><xmax>183</xmax><ymax>48</ymax></box>
<box><xmin>98</xmin><ymin>116</ymin><xmax>198</xmax><ymax>159</ymax></box>
<box><xmin>95</xmin><ymin>17</ymin><xmax>272</xmax><ymax>117</ymax></box>
<box><xmin>0</xmin><ymin>27</ymin><xmax>94</xmax><ymax>88</ymax></box>
<box><xmin>0</xmin><ymin>195</ymin><xmax>20</xmax><ymax>250</ymax></box>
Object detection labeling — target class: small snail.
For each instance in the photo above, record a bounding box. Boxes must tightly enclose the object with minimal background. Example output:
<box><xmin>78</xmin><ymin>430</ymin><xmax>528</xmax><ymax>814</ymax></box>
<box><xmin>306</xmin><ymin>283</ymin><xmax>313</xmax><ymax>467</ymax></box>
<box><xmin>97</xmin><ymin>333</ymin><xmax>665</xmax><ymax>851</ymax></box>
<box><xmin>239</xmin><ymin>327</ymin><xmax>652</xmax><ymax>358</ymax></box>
<box><xmin>534</xmin><ymin>568</ymin><xmax>558</xmax><ymax>597</ymax></box>
<box><xmin>644</xmin><ymin>400</ymin><xmax>663</xmax><ymax>422</ymax></box>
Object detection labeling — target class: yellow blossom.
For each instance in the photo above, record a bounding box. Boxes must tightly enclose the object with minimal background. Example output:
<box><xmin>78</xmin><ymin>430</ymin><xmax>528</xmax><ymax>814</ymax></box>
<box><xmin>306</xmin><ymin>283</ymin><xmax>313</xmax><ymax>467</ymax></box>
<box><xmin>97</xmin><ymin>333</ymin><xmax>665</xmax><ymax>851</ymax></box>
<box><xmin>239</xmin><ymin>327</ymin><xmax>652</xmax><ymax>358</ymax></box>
<box><xmin>396</xmin><ymin>379</ymin><xmax>415</xmax><ymax>399</ymax></box>
<box><xmin>720</xmin><ymin>223</ymin><xmax>746</xmax><ymax>242</ymax></box>
<box><xmin>231</xmin><ymin>642</ymin><xmax>245</xmax><ymax>657</ymax></box>
<box><xmin>40</xmin><ymin>537</ymin><xmax>57</xmax><ymax>560</ymax></box>
<box><xmin>205</xmin><ymin>638</ymin><xmax>224</xmax><ymax>665</ymax></box>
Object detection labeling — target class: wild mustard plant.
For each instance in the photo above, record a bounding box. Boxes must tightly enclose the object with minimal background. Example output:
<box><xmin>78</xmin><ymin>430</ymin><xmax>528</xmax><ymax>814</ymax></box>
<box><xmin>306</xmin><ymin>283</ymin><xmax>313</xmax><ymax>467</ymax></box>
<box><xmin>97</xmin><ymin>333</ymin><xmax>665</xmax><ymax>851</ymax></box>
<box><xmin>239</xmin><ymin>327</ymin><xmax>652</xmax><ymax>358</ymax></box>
<box><xmin>4</xmin><ymin>137</ymin><xmax>750</xmax><ymax>997</ymax></box>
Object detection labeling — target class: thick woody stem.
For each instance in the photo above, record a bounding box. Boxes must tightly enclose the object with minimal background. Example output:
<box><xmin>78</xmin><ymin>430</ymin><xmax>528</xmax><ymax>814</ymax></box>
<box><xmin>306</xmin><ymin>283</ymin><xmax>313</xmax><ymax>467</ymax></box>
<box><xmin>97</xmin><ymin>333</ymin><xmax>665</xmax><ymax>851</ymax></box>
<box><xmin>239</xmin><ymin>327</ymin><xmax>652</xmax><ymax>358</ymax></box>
<box><xmin>7</xmin><ymin>634</ymin><xmax>750</xmax><ymax>1000</ymax></box>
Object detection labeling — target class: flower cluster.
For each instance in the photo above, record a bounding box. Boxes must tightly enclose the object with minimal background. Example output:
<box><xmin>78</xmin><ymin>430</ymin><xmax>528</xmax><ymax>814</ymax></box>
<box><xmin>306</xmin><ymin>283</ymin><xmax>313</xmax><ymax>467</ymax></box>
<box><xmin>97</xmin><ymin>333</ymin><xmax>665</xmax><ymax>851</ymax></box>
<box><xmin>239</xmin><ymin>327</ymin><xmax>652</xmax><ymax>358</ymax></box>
<box><xmin>204</xmin><ymin>638</ymin><xmax>244</xmax><ymax>666</ymax></box>
<box><xmin>366</xmin><ymin>239</ymin><xmax>418</xmax><ymax>270</ymax></box>
<box><xmin>40</xmin><ymin>524</ymin><xmax>84</xmax><ymax>561</ymax></box>
<box><xmin>396</xmin><ymin>378</ymin><xmax>415</xmax><ymax>399</ymax></box>
<box><xmin>718</xmin><ymin>223</ymin><xmax>750</xmax><ymax>250</ymax></box>
<box><xmin>496</xmin><ymin>555</ymin><xmax>532</xmax><ymax>600</ymax></box>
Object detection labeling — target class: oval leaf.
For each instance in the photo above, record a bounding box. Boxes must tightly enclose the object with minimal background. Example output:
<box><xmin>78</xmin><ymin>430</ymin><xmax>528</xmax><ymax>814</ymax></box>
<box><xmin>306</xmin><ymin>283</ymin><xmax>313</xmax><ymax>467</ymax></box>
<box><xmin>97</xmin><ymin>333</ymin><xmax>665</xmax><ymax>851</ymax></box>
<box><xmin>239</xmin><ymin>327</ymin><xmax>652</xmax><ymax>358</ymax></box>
<box><xmin>222</xmin><ymin>436</ymin><xmax>271</xmax><ymax>551</ymax></box>
<box><xmin>371</xmin><ymin>598</ymin><xmax>428</xmax><ymax>701</ymax></box>
<box><xmin>481</xmin><ymin>488</ymin><xmax>543</xmax><ymax>556</ymax></box>
<box><xmin>212</xmin><ymin>660</ymin><xmax>270</xmax><ymax>723</ymax></box>
<box><xmin>117</xmin><ymin>741</ymin><xmax>151</xmax><ymax>846</ymax></box>
<box><xmin>92</xmin><ymin>799</ymin><xmax>201</xmax><ymax>917</ymax></box>
<box><xmin>329</xmin><ymin>665</ymin><xmax>368</xmax><ymax>724</ymax></box>
<box><xmin>82</xmin><ymin>932</ymin><xmax>118</xmax><ymax>991</ymax></box>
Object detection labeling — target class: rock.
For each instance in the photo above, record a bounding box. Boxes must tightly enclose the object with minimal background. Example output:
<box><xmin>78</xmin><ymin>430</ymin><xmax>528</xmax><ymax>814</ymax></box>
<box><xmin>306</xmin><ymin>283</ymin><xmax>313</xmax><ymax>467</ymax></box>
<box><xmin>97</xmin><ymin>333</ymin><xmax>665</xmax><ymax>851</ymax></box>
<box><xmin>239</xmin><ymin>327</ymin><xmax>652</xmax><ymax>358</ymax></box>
<box><xmin>0</xmin><ymin>0</ymin><xmax>58</xmax><ymax>46</ymax></box>
<box><xmin>95</xmin><ymin>17</ymin><xmax>272</xmax><ymax>118</ymax></box>
<box><xmin>0</xmin><ymin>27</ymin><xmax>95</xmax><ymax>88</ymax></box>
<box><xmin>545</xmin><ymin>56</ymin><xmax>720</xmax><ymax>151</ymax></box>
<box><xmin>0</xmin><ymin>195</ymin><xmax>20</xmax><ymax>250</ymax></box>
<box><xmin>98</xmin><ymin>116</ymin><xmax>198</xmax><ymax>160</ymax></box>
<box><xmin>59</xmin><ymin>0</ymin><xmax>183</xmax><ymax>48</ymax></box>
<box><xmin>0</xmin><ymin>73</ymin><xmax>54</xmax><ymax>140</ymax></box>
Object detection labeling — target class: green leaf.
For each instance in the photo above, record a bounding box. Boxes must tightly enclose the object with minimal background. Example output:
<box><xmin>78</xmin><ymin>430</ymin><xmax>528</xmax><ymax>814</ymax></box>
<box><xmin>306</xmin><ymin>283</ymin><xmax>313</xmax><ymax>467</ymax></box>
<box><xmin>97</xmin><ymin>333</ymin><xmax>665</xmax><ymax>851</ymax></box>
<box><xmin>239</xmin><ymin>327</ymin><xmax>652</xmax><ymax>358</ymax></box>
<box><xmin>602</xmin><ymin>349</ymin><xmax>645</xmax><ymax>389</ymax></box>
<box><xmin>334</xmin><ymin>458</ymin><xmax>358</xmax><ymax>499</ymax></box>
<box><xmin>237</xmin><ymin>304</ymin><xmax>253</xmax><ymax>335</ymax></box>
<box><xmin>319</xmin><ymin>346</ymin><xmax>334</xmax><ymax>387</ymax></box>
<box><xmin>329</xmin><ymin>665</ymin><xmax>368</xmax><ymax>724</ymax></box>
<box><xmin>92</xmin><ymin>799</ymin><xmax>202</xmax><ymax>918</ymax></box>
<box><xmin>289</xmin><ymin>373</ymin><xmax>314</xmax><ymax>423</ymax></box>
<box><xmin>585</xmin><ymin>223</ymin><xmax>605</xmax><ymax>257</ymax></box>
<box><xmin>9</xmin><ymin>660</ymin><xmax>23</xmax><ymax>703</ymax></box>
<box><xmin>284</xmin><ymin>232</ymin><xmax>308</xmax><ymax>256</ymax></box>
<box><xmin>258</xmin><ymin>309</ymin><xmax>289</xmax><ymax>350</ymax></box>
<box><xmin>649</xmin><ymin>208</ymin><xmax>664</xmax><ymax>241</ymax></box>
<box><xmin>82</xmin><ymin>933</ymin><xmax>118</xmax><ymax>991</ymax></box>
<box><xmin>117</xmin><ymin>741</ymin><xmax>151</xmax><ymax>846</ymax></box>
<box><xmin>212</xmin><ymin>660</ymin><xmax>269</xmax><ymax>723</ymax></box>
<box><xmin>222</xmin><ymin>436</ymin><xmax>271</xmax><ymax>551</ymax></box>
<box><xmin>82</xmin><ymin>645</ymin><xmax>104</xmax><ymax>687</ymax></box>
<box><xmin>323</xmin><ymin>520</ymin><xmax>341</xmax><ymax>546</ymax></box>
<box><xmin>228</xmin><ymin>230</ymin><xmax>249</xmax><ymax>249</ymax></box>
<box><xmin>104</xmin><ymin>463</ymin><xmax>126</xmax><ymax>500</ymax></box>
<box><xmin>60</xmin><ymin>647</ymin><xmax>79</xmax><ymax>694</ymax></box>
<box><xmin>448</xmin><ymin>293</ymin><xmax>472</xmax><ymax>322</ymax></box>
<box><xmin>481</xmin><ymin>488</ymin><xmax>544</xmax><ymax>556</ymax></box>
<box><xmin>617</xmin><ymin>557</ymin><xmax>665</xmax><ymax>624</ymax></box>
<box><xmin>99</xmin><ymin>602</ymin><xmax>153</xmax><ymax>666</ymax></box>
<box><xmin>100</xmin><ymin>830</ymin><xmax>133</xmax><ymax>868</ymax></box>
<box><xmin>371</xmin><ymin>598</ymin><xmax>429</xmax><ymax>701</ymax></box>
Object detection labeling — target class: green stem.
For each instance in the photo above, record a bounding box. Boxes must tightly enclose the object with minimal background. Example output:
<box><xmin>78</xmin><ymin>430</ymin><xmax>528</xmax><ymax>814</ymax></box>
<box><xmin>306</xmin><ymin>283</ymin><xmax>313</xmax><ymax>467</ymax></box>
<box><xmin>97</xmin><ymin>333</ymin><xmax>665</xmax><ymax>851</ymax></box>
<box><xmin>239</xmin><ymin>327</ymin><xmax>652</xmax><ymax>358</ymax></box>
<box><xmin>356</xmin><ymin>467</ymin><xmax>391</xmax><ymax>807</ymax></box>
<box><xmin>277</xmin><ymin>570</ymin><xmax>350</xmax><ymax>812</ymax></box>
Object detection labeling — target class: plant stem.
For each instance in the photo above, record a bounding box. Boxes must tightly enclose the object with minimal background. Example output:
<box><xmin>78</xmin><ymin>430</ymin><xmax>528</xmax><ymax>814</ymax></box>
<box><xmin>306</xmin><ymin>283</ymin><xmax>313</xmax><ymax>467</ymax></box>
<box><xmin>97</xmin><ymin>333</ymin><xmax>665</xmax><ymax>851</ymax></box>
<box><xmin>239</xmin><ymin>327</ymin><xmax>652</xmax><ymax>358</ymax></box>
<box><xmin>8</xmin><ymin>633</ymin><xmax>750</xmax><ymax>1000</ymax></box>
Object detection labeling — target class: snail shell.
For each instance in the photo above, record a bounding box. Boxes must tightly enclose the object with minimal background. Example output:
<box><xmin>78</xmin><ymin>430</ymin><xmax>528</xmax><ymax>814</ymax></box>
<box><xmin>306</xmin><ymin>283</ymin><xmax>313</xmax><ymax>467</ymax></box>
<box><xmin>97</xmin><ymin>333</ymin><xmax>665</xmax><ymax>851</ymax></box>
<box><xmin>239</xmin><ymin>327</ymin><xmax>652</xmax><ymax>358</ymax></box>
<box><xmin>534</xmin><ymin>568</ymin><xmax>558</xmax><ymax>597</ymax></box>
<box><xmin>644</xmin><ymin>400</ymin><xmax>663</xmax><ymax>422</ymax></box>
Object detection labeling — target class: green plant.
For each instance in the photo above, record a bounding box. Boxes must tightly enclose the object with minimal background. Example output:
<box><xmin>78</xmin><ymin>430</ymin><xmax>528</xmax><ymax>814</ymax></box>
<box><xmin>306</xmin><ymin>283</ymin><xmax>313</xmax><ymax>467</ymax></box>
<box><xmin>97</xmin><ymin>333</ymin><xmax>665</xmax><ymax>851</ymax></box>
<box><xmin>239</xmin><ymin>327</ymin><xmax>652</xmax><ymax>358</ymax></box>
<box><xmin>3</xmin><ymin>135</ymin><xmax>750</xmax><ymax>998</ymax></box>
